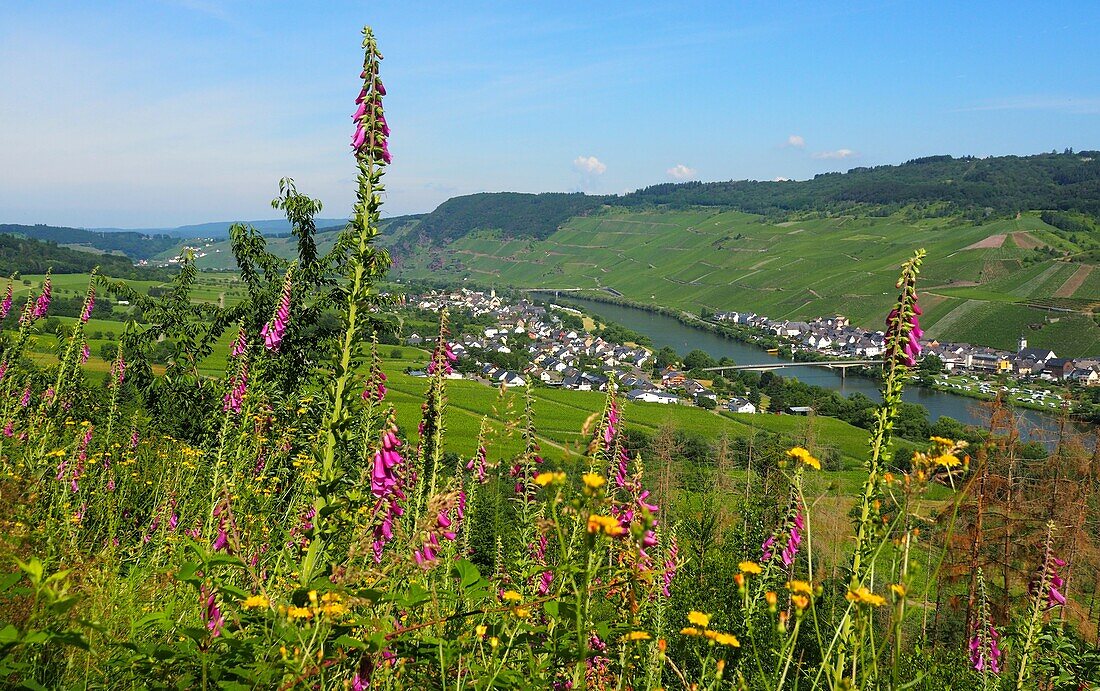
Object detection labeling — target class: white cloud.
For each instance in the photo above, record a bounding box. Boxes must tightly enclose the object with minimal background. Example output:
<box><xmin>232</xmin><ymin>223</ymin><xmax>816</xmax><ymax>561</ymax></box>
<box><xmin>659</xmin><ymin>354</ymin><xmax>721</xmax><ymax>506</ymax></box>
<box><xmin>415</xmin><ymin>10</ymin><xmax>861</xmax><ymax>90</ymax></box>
<box><xmin>666</xmin><ymin>164</ymin><xmax>696</xmax><ymax>180</ymax></box>
<box><xmin>773</xmin><ymin>176</ymin><xmax>790</xmax><ymax>182</ymax></box>
<box><xmin>812</xmin><ymin>148</ymin><xmax>857</xmax><ymax>160</ymax></box>
<box><xmin>572</xmin><ymin>155</ymin><xmax>607</xmax><ymax>175</ymax></box>
<box><xmin>787</xmin><ymin>134</ymin><xmax>805</xmax><ymax>148</ymax></box>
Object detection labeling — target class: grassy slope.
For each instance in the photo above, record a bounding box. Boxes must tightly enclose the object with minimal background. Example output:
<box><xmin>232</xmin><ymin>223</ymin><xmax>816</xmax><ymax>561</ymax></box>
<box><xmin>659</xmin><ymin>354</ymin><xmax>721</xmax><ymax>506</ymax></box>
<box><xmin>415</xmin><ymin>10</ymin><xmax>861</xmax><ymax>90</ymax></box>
<box><xmin>392</xmin><ymin>209</ymin><xmax>1100</xmax><ymax>356</ymax></box>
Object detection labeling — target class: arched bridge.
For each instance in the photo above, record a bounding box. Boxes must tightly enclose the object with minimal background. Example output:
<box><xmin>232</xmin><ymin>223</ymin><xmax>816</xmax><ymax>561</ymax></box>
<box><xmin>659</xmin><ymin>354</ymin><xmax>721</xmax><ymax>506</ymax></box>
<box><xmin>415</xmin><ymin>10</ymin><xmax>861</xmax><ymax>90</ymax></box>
<box><xmin>702</xmin><ymin>359</ymin><xmax>883</xmax><ymax>377</ymax></box>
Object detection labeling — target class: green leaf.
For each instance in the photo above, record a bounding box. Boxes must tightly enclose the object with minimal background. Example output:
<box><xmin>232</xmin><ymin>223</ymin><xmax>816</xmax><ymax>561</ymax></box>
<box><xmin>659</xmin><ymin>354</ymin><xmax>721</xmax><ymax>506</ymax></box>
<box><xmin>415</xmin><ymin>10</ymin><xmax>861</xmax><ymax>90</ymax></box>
<box><xmin>49</xmin><ymin>630</ymin><xmax>89</xmax><ymax>651</ymax></box>
<box><xmin>451</xmin><ymin>559</ymin><xmax>482</xmax><ymax>589</ymax></box>
<box><xmin>175</xmin><ymin>561</ymin><xmax>201</xmax><ymax>583</ymax></box>
<box><xmin>333</xmin><ymin>634</ymin><xmax>368</xmax><ymax>650</ymax></box>
<box><xmin>0</xmin><ymin>624</ymin><xmax>18</xmax><ymax>644</ymax></box>
<box><xmin>0</xmin><ymin>572</ymin><xmax>22</xmax><ymax>592</ymax></box>
<box><xmin>15</xmin><ymin>558</ymin><xmax>43</xmax><ymax>585</ymax></box>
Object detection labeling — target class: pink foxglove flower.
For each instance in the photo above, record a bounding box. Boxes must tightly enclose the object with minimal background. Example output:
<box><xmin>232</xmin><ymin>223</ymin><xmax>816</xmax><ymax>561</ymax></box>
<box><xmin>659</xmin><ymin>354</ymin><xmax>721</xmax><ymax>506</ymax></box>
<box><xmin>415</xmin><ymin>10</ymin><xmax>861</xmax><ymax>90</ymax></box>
<box><xmin>969</xmin><ymin>624</ymin><xmax>1003</xmax><ymax>674</ymax></box>
<box><xmin>261</xmin><ymin>273</ymin><xmax>292</xmax><ymax>351</ymax></box>
<box><xmin>0</xmin><ymin>281</ymin><xmax>11</xmax><ymax>319</ymax></box>
<box><xmin>32</xmin><ymin>273</ymin><xmax>51</xmax><ymax>319</ymax></box>
<box><xmin>230</xmin><ymin>327</ymin><xmax>247</xmax><ymax>357</ymax></box>
<box><xmin>80</xmin><ymin>286</ymin><xmax>95</xmax><ymax>323</ymax></box>
<box><xmin>223</xmin><ymin>364</ymin><xmax>248</xmax><ymax>414</ymax></box>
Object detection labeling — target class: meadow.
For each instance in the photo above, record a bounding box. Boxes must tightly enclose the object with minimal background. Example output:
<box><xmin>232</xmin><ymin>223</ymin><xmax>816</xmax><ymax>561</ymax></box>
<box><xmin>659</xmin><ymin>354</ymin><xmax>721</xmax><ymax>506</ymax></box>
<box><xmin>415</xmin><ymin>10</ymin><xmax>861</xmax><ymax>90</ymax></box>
<box><xmin>2</xmin><ymin>26</ymin><xmax>1098</xmax><ymax>691</ymax></box>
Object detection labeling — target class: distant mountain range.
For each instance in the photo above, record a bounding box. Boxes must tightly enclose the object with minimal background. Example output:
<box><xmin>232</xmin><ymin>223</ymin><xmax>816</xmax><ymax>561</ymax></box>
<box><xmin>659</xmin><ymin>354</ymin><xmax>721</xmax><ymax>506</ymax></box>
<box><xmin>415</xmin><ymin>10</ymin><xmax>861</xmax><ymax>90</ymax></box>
<box><xmin>87</xmin><ymin>218</ymin><xmax>352</xmax><ymax>239</ymax></box>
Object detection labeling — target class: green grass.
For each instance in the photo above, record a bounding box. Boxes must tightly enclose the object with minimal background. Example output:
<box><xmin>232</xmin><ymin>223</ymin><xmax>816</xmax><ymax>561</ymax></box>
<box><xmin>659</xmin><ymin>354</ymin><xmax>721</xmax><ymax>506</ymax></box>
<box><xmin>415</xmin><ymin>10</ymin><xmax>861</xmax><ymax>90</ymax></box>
<box><xmin>391</xmin><ymin>209</ymin><xmax>1099</xmax><ymax>356</ymax></box>
<box><xmin>374</xmin><ymin>350</ymin><xmax>908</xmax><ymax>469</ymax></box>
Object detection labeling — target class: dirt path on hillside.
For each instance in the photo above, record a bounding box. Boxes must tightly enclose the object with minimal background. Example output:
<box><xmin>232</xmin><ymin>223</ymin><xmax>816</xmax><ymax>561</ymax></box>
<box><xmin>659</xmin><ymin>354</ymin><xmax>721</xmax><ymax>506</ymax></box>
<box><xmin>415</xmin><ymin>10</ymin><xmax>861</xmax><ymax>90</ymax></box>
<box><xmin>1054</xmin><ymin>264</ymin><xmax>1094</xmax><ymax>298</ymax></box>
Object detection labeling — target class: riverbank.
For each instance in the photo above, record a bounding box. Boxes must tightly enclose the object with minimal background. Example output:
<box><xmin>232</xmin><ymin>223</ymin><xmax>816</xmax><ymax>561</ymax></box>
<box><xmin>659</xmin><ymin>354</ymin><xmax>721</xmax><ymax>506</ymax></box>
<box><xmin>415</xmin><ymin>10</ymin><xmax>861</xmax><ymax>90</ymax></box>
<box><xmin>539</xmin><ymin>291</ymin><xmax>1093</xmax><ymax>443</ymax></box>
<box><xmin>536</xmin><ymin>289</ymin><xmax>1081</xmax><ymax>419</ymax></box>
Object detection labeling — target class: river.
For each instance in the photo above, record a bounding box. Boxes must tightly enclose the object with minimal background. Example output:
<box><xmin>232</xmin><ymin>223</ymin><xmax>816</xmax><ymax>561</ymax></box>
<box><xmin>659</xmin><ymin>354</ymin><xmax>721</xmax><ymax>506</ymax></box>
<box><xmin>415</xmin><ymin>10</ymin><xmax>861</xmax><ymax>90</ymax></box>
<box><xmin>551</xmin><ymin>294</ymin><xmax>1086</xmax><ymax>442</ymax></box>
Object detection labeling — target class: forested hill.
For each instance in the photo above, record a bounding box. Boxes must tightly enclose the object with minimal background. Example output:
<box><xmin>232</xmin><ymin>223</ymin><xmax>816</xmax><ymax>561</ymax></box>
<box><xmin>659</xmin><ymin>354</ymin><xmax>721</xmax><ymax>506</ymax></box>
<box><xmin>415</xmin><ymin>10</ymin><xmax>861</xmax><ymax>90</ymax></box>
<box><xmin>404</xmin><ymin>151</ymin><xmax>1100</xmax><ymax>245</ymax></box>
<box><xmin>411</xmin><ymin>192</ymin><xmax>609</xmax><ymax>243</ymax></box>
<box><xmin>619</xmin><ymin>151</ymin><xmax>1100</xmax><ymax>217</ymax></box>
<box><xmin>0</xmin><ymin>234</ymin><xmax>169</xmax><ymax>279</ymax></box>
<box><xmin>0</xmin><ymin>224</ymin><xmax>178</xmax><ymax>260</ymax></box>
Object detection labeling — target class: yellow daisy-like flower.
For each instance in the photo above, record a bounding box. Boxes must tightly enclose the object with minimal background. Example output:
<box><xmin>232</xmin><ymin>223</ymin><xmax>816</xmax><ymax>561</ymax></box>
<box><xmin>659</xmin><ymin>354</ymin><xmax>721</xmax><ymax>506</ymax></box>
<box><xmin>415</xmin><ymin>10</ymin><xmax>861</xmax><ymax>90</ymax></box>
<box><xmin>680</xmin><ymin>626</ymin><xmax>702</xmax><ymax>637</ymax></box>
<box><xmin>790</xmin><ymin>594</ymin><xmax>810</xmax><ymax>611</ymax></box>
<box><xmin>476</xmin><ymin>625</ymin><xmax>487</xmax><ymax>636</ymax></box>
<box><xmin>622</xmin><ymin>631</ymin><xmax>651</xmax><ymax>641</ymax></box>
<box><xmin>587</xmin><ymin>514</ymin><xmax>624</xmax><ymax>536</ymax></box>
<box><xmin>890</xmin><ymin>584</ymin><xmax>907</xmax><ymax>598</ymax></box>
<box><xmin>286</xmin><ymin>605</ymin><xmax>313</xmax><ymax>620</ymax></box>
<box><xmin>705</xmin><ymin>630</ymin><xmax>741</xmax><ymax>647</ymax></box>
<box><xmin>534</xmin><ymin>471</ymin><xmax>566</xmax><ymax>487</ymax></box>
<box><xmin>582</xmin><ymin>472</ymin><xmax>605</xmax><ymax>490</ymax></box>
<box><xmin>786</xmin><ymin>446</ymin><xmax>821</xmax><ymax>470</ymax></box>
<box><xmin>739</xmin><ymin>561</ymin><xmax>762</xmax><ymax>575</ymax></box>
<box><xmin>241</xmin><ymin>594</ymin><xmax>269</xmax><ymax>610</ymax></box>
<box><xmin>502</xmin><ymin>590</ymin><xmax>523</xmax><ymax>603</ymax></box>
<box><xmin>512</xmin><ymin>607</ymin><xmax>531</xmax><ymax>618</ymax></box>
<box><xmin>932</xmin><ymin>453</ymin><xmax>961</xmax><ymax>468</ymax></box>
<box><xmin>687</xmin><ymin>611</ymin><xmax>711</xmax><ymax>628</ymax></box>
<box><xmin>846</xmin><ymin>586</ymin><xmax>886</xmax><ymax>607</ymax></box>
<box><xmin>787</xmin><ymin>580</ymin><xmax>813</xmax><ymax>596</ymax></box>
<box><xmin>322</xmin><ymin>602</ymin><xmax>349</xmax><ymax>617</ymax></box>
<box><xmin>929</xmin><ymin>435</ymin><xmax>955</xmax><ymax>446</ymax></box>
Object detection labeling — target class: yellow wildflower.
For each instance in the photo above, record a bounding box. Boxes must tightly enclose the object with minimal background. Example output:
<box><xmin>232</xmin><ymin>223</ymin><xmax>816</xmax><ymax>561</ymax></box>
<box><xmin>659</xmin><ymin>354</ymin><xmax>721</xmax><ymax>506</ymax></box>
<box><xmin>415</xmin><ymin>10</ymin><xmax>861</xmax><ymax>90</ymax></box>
<box><xmin>787</xmin><ymin>580</ymin><xmax>813</xmax><ymax>596</ymax></box>
<box><xmin>512</xmin><ymin>607</ymin><xmax>531</xmax><ymax>618</ymax></box>
<box><xmin>489</xmin><ymin>636</ymin><xmax>500</xmax><ymax>648</ymax></box>
<box><xmin>929</xmin><ymin>436</ymin><xmax>955</xmax><ymax>446</ymax></box>
<box><xmin>587</xmin><ymin>514</ymin><xmax>624</xmax><ymax>537</ymax></box>
<box><xmin>241</xmin><ymin>594</ymin><xmax>269</xmax><ymax>609</ymax></box>
<box><xmin>791</xmin><ymin>594</ymin><xmax>810</xmax><ymax>611</ymax></box>
<box><xmin>704</xmin><ymin>630</ymin><xmax>741</xmax><ymax>647</ymax></box>
<box><xmin>622</xmin><ymin>631</ymin><xmax>651</xmax><ymax>641</ymax></box>
<box><xmin>501</xmin><ymin>590</ymin><xmax>523</xmax><ymax>603</ymax></box>
<box><xmin>680</xmin><ymin>627</ymin><xmax>702</xmax><ymax>637</ymax></box>
<box><xmin>534</xmin><ymin>471</ymin><xmax>566</xmax><ymax>487</ymax></box>
<box><xmin>286</xmin><ymin>605</ymin><xmax>313</xmax><ymax>620</ymax></box>
<box><xmin>890</xmin><ymin>584</ymin><xmax>907</xmax><ymax>599</ymax></box>
<box><xmin>739</xmin><ymin>561</ymin><xmax>762</xmax><ymax>575</ymax></box>
<box><xmin>476</xmin><ymin>625</ymin><xmax>487</xmax><ymax>636</ymax></box>
<box><xmin>322</xmin><ymin>602</ymin><xmax>349</xmax><ymax>617</ymax></box>
<box><xmin>765</xmin><ymin>591</ymin><xmax>778</xmax><ymax>608</ymax></box>
<box><xmin>687</xmin><ymin>611</ymin><xmax>711</xmax><ymax>628</ymax></box>
<box><xmin>932</xmin><ymin>453</ymin><xmax>961</xmax><ymax>468</ymax></box>
<box><xmin>846</xmin><ymin>586</ymin><xmax>886</xmax><ymax>607</ymax></box>
<box><xmin>582</xmin><ymin>472</ymin><xmax>605</xmax><ymax>490</ymax></box>
<box><xmin>786</xmin><ymin>446</ymin><xmax>821</xmax><ymax>470</ymax></box>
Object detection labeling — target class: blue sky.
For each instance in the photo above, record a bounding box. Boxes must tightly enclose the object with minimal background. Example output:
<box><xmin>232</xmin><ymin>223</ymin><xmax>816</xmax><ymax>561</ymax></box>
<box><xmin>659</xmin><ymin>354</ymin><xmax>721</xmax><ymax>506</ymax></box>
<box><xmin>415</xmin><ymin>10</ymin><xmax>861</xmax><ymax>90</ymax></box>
<box><xmin>1</xmin><ymin>1</ymin><xmax>1098</xmax><ymax>227</ymax></box>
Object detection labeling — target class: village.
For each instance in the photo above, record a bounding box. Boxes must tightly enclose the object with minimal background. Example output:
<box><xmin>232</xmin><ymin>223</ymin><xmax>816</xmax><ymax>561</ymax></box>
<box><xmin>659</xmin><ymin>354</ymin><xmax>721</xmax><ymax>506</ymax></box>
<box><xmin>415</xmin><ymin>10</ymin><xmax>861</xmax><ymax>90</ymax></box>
<box><xmin>712</xmin><ymin>310</ymin><xmax>1098</xmax><ymax>408</ymax></box>
<box><xmin>406</xmin><ymin>289</ymin><xmax>1098</xmax><ymax>414</ymax></box>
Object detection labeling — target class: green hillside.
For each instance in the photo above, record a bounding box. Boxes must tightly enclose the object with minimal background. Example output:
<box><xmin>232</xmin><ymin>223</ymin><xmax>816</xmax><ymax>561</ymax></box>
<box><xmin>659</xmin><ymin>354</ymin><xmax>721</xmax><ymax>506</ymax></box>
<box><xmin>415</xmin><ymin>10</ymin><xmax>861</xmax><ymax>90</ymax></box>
<box><xmin>0</xmin><ymin>223</ymin><xmax>178</xmax><ymax>260</ymax></box>
<box><xmin>0</xmin><ymin>234</ymin><xmax>171</xmax><ymax>280</ymax></box>
<box><xmin>391</xmin><ymin>208</ymin><xmax>1100</xmax><ymax>356</ymax></box>
<box><xmin>175</xmin><ymin>216</ymin><xmax>422</xmax><ymax>269</ymax></box>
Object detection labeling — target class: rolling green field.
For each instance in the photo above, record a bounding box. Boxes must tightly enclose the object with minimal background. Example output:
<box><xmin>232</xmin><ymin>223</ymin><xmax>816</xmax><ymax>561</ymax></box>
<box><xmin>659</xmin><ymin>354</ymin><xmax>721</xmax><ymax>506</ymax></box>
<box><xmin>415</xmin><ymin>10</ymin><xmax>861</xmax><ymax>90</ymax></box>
<box><xmin>391</xmin><ymin>208</ymin><xmax>1100</xmax><ymax>356</ymax></box>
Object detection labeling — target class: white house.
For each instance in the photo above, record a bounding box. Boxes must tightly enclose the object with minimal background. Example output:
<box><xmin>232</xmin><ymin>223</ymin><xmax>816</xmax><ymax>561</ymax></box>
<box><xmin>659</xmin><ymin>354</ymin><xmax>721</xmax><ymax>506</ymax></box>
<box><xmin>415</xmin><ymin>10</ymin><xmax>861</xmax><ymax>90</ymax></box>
<box><xmin>726</xmin><ymin>397</ymin><xmax>757</xmax><ymax>414</ymax></box>
<box><xmin>625</xmin><ymin>389</ymin><xmax>680</xmax><ymax>404</ymax></box>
